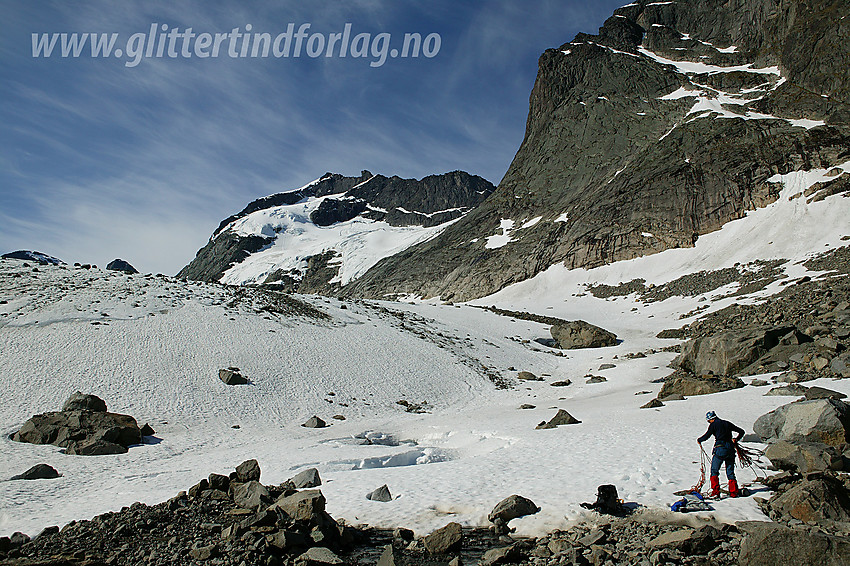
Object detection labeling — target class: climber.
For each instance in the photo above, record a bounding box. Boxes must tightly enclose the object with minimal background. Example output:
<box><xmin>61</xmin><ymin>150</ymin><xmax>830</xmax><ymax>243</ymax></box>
<box><xmin>697</xmin><ymin>410</ymin><xmax>745</xmax><ymax>498</ymax></box>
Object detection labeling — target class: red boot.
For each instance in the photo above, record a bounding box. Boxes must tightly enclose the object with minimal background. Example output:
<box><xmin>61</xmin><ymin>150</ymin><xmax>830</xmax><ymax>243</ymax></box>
<box><xmin>709</xmin><ymin>476</ymin><xmax>720</xmax><ymax>498</ymax></box>
<box><xmin>728</xmin><ymin>479</ymin><xmax>739</xmax><ymax>498</ymax></box>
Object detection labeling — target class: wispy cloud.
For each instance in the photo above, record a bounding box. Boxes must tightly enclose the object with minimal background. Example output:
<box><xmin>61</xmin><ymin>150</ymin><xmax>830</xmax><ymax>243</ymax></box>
<box><xmin>1</xmin><ymin>0</ymin><xmax>624</xmax><ymax>274</ymax></box>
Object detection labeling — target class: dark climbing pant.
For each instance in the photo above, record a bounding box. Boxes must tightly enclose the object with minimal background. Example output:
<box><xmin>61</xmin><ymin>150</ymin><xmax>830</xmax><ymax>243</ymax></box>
<box><xmin>710</xmin><ymin>443</ymin><xmax>736</xmax><ymax>480</ymax></box>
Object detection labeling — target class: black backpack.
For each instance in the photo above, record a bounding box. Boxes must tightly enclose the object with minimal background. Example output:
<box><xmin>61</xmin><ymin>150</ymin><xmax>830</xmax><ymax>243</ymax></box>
<box><xmin>580</xmin><ymin>484</ymin><xmax>630</xmax><ymax>516</ymax></box>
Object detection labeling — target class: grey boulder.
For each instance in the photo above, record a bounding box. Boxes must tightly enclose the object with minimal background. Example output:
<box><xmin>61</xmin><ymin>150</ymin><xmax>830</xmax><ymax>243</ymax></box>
<box><xmin>10</xmin><ymin>464</ymin><xmax>60</xmax><ymax>481</ymax></box>
<box><xmin>658</xmin><ymin>373</ymin><xmax>744</xmax><ymax>398</ymax></box>
<box><xmin>765</xmin><ymin>440</ymin><xmax>846</xmax><ymax>473</ymax></box>
<box><xmin>423</xmin><ymin>521</ymin><xmax>463</xmax><ymax>555</ymax></box>
<box><xmin>235</xmin><ymin>459</ymin><xmax>261</xmax><ymax>482</ymax></box>
<box><xmin>302</xmin><ymin>416</ymin><xmax>327</xmax><ymax>428</ymax></box>
<box><xmin>674</xmin><ymin>327</ymin><xmax>794</xmax><ymax>376</ymax></box>
<box><xmin>219</xmin><ymin>368</ymin><xmax>248</xmax><ymax>385</ymax></box>
<box><xmin>550</xmin><ymin>321</ymin><xmax>617</xmax><ymax>349</ymax></box>
<box><xmin>737</xmin><ymin>521</ymin><xmax>850</xmax><ymax>566</ymax></box>
<box><xmin>105</xmin><ymin>259</ymin><xmax>138</xmax><ymax>274</ymax></box>
<box><xmin>13</xmin><ymin>409</ymin><xmax>141</xmax><ymax>455</ymax></box>
<box><xmin>536</xmin><ymin>409</ymin><xmax>581</xmax><ymax>429</ymax></box>
<box><xmin>768</xmin><ymin>475</ymin><xmax>850</xmax><ymax>523</ymax></box>
<box><xmin>230</xmin><ymin>480</ymin><xmax>271</xmax><ymax>510</ymax></box>
<box><xmin>366</xmin><ymin>484</ymin><xmax>393</xmax><ymax>502</ymax></box>
<box><xmin>61</xmin><ymin>392</ymin><xmax>107</xmax><ymax>412</ymax></box>
<box><xmin>753</xmin><ymin>399</ymin><xmax>850</xmax><ymax>447</ymax></box>
<box><xmin>487</xmin><ymin>494</ymin><xmax>540</xmax><ymax>525</ymax></box>
<box><xmin>290</xmin><ymin>467</ymin><xmax>322</xmax><ymax>488</ymax></box>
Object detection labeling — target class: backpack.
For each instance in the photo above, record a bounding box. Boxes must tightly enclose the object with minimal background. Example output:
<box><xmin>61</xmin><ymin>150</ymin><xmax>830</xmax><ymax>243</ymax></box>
<box><xmin>580</xmin><ymin>484</ymin><xmax>630</xmax><ymax>516</ymax></box>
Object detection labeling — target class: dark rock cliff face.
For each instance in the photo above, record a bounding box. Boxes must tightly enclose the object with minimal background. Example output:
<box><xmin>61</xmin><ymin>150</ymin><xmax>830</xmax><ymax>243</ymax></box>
<box><xmin>177</xmin><ymin>170</ymin><xmax>494</xmax><ymax>285</ymax></box>
<box><xmin>342</xmin><ymin>0</ymin><xmax>850</xmax><ymax>301</ymax></box>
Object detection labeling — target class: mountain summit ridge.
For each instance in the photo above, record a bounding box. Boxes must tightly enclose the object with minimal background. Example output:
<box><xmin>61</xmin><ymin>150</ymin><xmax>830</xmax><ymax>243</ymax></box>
<box><xmin>177</xmin><ymin>170</ymin><xmax>495</xmax><ymax>290</ymax></box>
<box><xmin>340</xmin><ymin>0</ymin><xmax>850</xmax><ymax>301</ymax></box>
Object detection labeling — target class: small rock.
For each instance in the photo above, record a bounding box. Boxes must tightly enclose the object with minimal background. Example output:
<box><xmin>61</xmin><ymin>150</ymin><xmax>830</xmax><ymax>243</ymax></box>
<box><xmin>519</xmin><ymin>404</ymin><xmax>536</xmax><ymax>409</ymax></box>
<box><xmin>598</xmin><ymin>363</ymin><xmax>616</xmax><ymax>370</ymax></box>
<box><xmin>424</xmin><ymin>522</ymin><xmax>463</xmax><ymax>555</ymax></box>
<box><xmin>302</xmin><ymin>416</ymin><xmax>327</xmax><ymax>428</ymax></box>
<box><xmin>488</xmin><ymin>495</ymin><xmax>540</xmax><ymax>526</ymax></box>
<box><xmin>765</xmin><ymin>384</ymin><xmax>808</xmax><ymax>396</ymax></box>
<box><xmin>803</xmin><ymin>386</ymin><xmax>846</xmax><ymax>400</ymax></box>
<box><xmin>295</xmin><ymin>546</ymin><xmax>343</xmax><ymax>565</ymax></box>
<box><xmin>641</xmin><ymin>399</ymin><xmax>664</xmax><ymax>409</ymax></box>
<box><xmin>140</xmin><ymin>423</ymin><xmax>156</xmax><ymax>436</ymax></box>
<box><xmin>235</xmin><ymin>459</ymin><xmax>261</xmax><ymax>482</ymax></box>
<box><xmin>550</xmin><ymin>380</ymin><xmax>572</xmax><ymax>387</ymax></box>
<box><xmin>9</xmin><ymin>463</ymin><xmax>60</xmax><ymax>481</ymax></box>
<box><xmin>219</xmin><ymin>368</ymin><xmax>248</xmax><ymax>385</ymax></box>
<box><xmin>271</xmin><ymin>489</ymin><xmax>326</xmax><ymax>521</ymax></box>
<box><xmin>106</xmin><ymin>259</ymin><xmax>138</xmax><ymax>274</ymax></box>
<box><xmin>480</xmin><ymin>545</ymin><xmax>524</xmax><ymax>565</ymax></box>
<box><xmin>585</xmin><ymin>375</ymin><xmax>607</xmax><ymax>384</ymax></box>
<box><xmin>62</xmin><ymin>392</ymin><xmax>107</xmax><ymax>412</ymax></box>
<box><xmin>366</xmin><ymin>484</ymin><xmax>393</xmax><ymax>502</ymax></box>
<box><xmin>189</xmin><ymin>544</ymin><xmax>219</xmax><ymax>560</ymax></box>
<box><xmin>518</xmin><ymin>371</ymin><xmax>542</xmax><ymax>381</ymax></box>
<box><xmin>291</xmin><ymin>468</ymin><xmax>322</xmax><ymax>488</ymax></box>
<box><xmin>536</xmin><ymin>409</ymin><xmax>581</xmax><ymax>429</ymax></box>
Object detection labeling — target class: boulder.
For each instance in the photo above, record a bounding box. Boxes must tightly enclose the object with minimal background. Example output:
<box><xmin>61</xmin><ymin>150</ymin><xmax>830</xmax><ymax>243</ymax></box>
<box><xmin>737</xmin><ymin>521</ymin><xmax>850</xmax><ymax>566</ymax></box>
<box><xmin>219</xmin><ymin>368</ymin><xmax>248</xmax><ymax>385</ymax></box>
<box><xmin>290</xmin><ymin>468</ymin><xmax>322</xmax><ymax>488</ymax></box>
<box><xmin>61</xmin><ymin>392</ymin><xmax>107</xmax><ymax>412</ymax></box>
<box><xmin>235</xmin><ymin>459</ymin><xmax>261</xmax><ymax>483</ymax></box>
<box><xmin>271</xmin><ymin>489</ymin><xmax>326</xmax><ymax>521</ymax></box>
<box><xmin>765</xmin><ymin>384</ymin><xmax>808</xmax><ymax>396</ymax></box>
<box><xmin>585</xmin><ymin>375</ymin><xmax>607</xmax><ymax>384</ymax></box>
<box><xmin>641</xmin><ymin>399</ymin><xmax>664</xmax><ymax>409</ymax></box>
<box><xmin>9</xmin><ymin>464</ymin><xmax>60</xmax><ymax>481</ymax></box>
<box><xmin>13</xmin><ymin>410</ymin><xmax>141</xmax><ymax>454</ymax></box>
<box><xmin>765</xmin><ymin>440</ymin><xmax>846</xmax><ymax>473</ymax></box>
<box><xmin>517</xmin><ymin>371</ymin><xmax>542</xmax><ymax>381</ymax></box>
<box><xmin>376</xmin><ymin>545</ymin><xmax>401</xmax><ymax>566</ymax></box>
<box><xmin>658</xmin><ymin>373</ymin><xmax>744</xmax><ymax>398</ymax></box>
<box><xmin>830</xmin><ymin>352</ymin><xmax>850</xmax><ymax>378</ymax></box>
<box><xmin>366</xmin><ymin>485</ymin><xmax>393</xmax><ymax>502</ymax></box>
<box><xmin>480</xmin><ymin>545</ymin><xmax>525</xmax><ymax>566</ymax></box>
<box><xmin>487</xmin><ymin>495</ymin><xmax>540</xmax><ymax>525</ymax></box>
<box><xmin>647</xmin><ymin>529</ymin><xmax>693</xmax><ymax>549</ymax></box>
<box><xmin>267</xmin><ymin>530</ymin><xmax>308</xmax><ymax>552</ymax></box>
<box><xmin>302</xmin><ymin>416</ymin><xmax>327</xmax><ymax>428</ymax></box>
<box><xmin>768</xmin><ymin>475</ymin><xmax>850</xmax><ymax>523</ymax></box>
<box><xmin>65</xmin><ymin>438</ymin><xmax>127</xmax><ymax>455</ymax></box>
<box><xmin>753</xmin><ymin>399</ymin><xmax>850</xmax><ymax>446</ymax></box>
<box><xmin>208</xmin><ymin>473</ymin><xmax>230</xmax><ymax>491</ymax></box>
<box><xmin>536</xmin><ymin>409</ymin><xmax>581</xmax><ymax>429</ymax></box>
<box><xmin>231</xmin><ymin>480</ymin><xmax>271</xmax><ymax>510</ymax></box>
<box><xmin>805</xmin><ymin>387</ymin><xmax>847</xmax><ymax>401</ymax></box>
<box><xmin>424</xmin><ymin>522</ymin><xmax>463</xmax><ymax>555</ymax></box>
<box><xmin>139</xmin><ymin>423</ymin><xmax>156</xmax><ymax>436</ymax></box>
<box><xmin>550</xmin><ymin>321</ymin><xmax>617</xmax><ymax>349</ymax></box>
<box><xmin>674</xmin><ymin>327</ymin><xmax>794</xmax><ymax>376</ymax></box>
<box><xmin>295</xmin><ymin>546</ymin><xmax>343</xmax><ymax>565</ymax></box>
<box><xmin>105</xmin><ymin>259</ymin><xmax>138</xmax><ymax>274</ymax></box>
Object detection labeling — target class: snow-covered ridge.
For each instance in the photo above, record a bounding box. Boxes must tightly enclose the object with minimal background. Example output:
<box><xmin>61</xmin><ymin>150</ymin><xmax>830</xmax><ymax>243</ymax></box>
<box><xmin>220</xmin><ymin>193</ymin><xmax>457</xmax><ymax>286</ymax></box>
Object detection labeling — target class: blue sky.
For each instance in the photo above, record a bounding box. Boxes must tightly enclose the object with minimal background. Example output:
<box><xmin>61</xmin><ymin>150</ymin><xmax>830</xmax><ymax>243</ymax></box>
<box><xmin>1</xmin><ymin>0</ymin><xmax>624</xmax><ymax>274</ymax></box>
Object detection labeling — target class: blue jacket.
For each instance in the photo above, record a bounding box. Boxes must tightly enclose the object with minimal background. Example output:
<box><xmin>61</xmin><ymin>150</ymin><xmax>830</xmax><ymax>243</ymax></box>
<box><xmin>698</xmin><ymin>418</ymin><xmax>744</xmax><ymax>447</ymax></box>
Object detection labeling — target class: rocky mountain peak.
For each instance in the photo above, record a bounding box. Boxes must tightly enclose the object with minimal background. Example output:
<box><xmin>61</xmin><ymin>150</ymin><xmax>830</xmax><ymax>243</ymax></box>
<box><xmin>340</xmin><ymin>0</ymin><xmax>850</xmax><ymax>302</ymax></box>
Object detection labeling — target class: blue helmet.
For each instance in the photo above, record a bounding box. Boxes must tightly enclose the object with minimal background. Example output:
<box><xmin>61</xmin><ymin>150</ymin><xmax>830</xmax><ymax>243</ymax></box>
<box><xmin>705</xmin><ymin>411</ymin><xmax>717</xmax><ymax>421</ymax></box>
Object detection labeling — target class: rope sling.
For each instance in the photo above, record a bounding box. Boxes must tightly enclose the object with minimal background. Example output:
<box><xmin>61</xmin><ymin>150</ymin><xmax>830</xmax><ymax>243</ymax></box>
<box><xmin>677</xmin><ymin>443</ymin><xmax>768</xmax><ymax>497</ymax></box>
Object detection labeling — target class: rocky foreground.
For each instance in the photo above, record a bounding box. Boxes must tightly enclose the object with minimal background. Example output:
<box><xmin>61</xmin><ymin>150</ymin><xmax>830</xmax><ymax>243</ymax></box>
<box><xmin>2</xmin><ymin>454</ymin><xmax>849</xmax><ymax>566</ymax></box>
